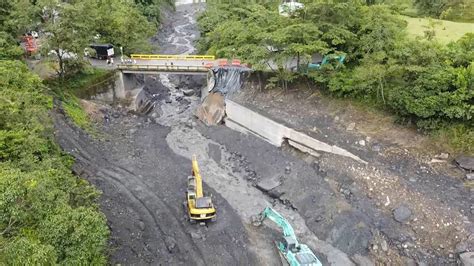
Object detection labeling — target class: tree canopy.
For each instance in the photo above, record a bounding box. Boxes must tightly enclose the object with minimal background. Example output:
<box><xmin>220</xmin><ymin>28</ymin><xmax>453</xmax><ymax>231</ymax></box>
<box><xmin>198</xmin><ymin>0</ymin><xmax>474</xmax><ymax>137</ymax></box>
<box><xmin>1</xmin><ymin>0</ymin><xmax>164</xmax><ymax>77</ymax></box>
<box><xmin>0</xmin><ymin>60</ymin><xmax>109</xmax><ymax>264</ymax></box>
<box><xmin>0</xmin><ymin>0</ymin><xmax>171</xmax><ymax>263</ymax></box>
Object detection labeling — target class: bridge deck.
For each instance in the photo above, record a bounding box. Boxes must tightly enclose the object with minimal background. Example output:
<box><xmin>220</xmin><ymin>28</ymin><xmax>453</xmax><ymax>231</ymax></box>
<box><xmin>118</xmin><ymin>64</ymin><xmax>209</xmax><ymax>73</ymax></box>
<box><xmin>118</xmin><ymin>59</ymin><xmax>215</xmax><ymax>74</ymax></box>
<box><xmin>111</xmin><ymin>54</ymin><xmax>245</xmax><ymax>74</ymax></box>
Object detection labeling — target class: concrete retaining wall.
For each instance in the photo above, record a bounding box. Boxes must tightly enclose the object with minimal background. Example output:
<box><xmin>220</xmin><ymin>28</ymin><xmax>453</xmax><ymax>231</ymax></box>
<box><xmin>225</xmin><ymin>100</ymin><xmax>289</xmax><ymax>146</ymax></box>
<box><xmin>225</xmin><ymin>99</ymin><xmax>366</xmax><ymax>164</ymax></box>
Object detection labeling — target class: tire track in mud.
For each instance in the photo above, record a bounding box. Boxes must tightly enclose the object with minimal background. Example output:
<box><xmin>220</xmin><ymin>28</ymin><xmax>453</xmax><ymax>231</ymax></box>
<box><xmin>54</xmin><ymin>113</ymin><xmax>206</xmax><ymax>265</ymax></box>
<box><xmin>136</xmin><ymin>124</ymin><xmax>258</xmax><ymax>265</ymax></box>
<box><xmin>152</xmin><ymin>71</ymin><xmax>353</xmax><ymax>265</ymax></box>
<box><xmin>96</xmin><ymin>168</ymin><xmax>206</xmax><ymax>264</ymax></box>
<box><xmin>55</xmin><ymin>111</ymin><xmax>257</xmax><ymax>265</ymax></box>
<box><xmin>55</xmin><ymin>3</ymin><xmax>261</xmax><ymax>265</ymax></box>
<box><xmin>164</xmin><ymin>122</ymin><xmax>355</xmax><ymax>266</ymax></box>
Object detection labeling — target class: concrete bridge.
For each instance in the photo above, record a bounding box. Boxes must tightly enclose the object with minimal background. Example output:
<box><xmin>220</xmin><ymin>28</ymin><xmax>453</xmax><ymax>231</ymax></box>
<box><xmin>117</xmin><ymin>54</ymin><xmax>241</xmax><ymax>75</ymax></box>
<box><xmin>115</xmin><ymin>54</ymin><xmax>245</xmax><ymax>102</ymax></box>
<box><xmin>114</xmin><ymin>54</ymin><xmax>245</xmax><ymax>110</ymax></box>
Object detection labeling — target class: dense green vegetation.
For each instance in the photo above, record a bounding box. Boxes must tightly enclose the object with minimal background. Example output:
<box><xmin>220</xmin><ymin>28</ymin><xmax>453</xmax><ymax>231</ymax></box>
<box><xmin>413</xmin><ymin>0</ymin><xmax>474</xmax><ymax>22</ymax></box>
<box><xmin>1</xmin><ymin>0</ymin><xmax>170</xmax><ymax>77</ymax></box>
<box><xmin>404</xmin><ymin>16</ymin><xmax>474</xmax><ymax>44</ymax></box>
<box><xmin>135</xmin><ymin>0</ymin><xmax>175</xmax><ymax>25</ymax></box>
<box><xmin>0</xmin><ymin>60</ymin><xmax>109</xmax><ymax>264</ymax></box>
<box><xmin>0</xmin><ymin>0</ymin><xmax>169</xmax><ymax>264</ymax></box>
<box><xmin>199</xmin><ymin>1</ymin><xmax>473</xmax><ymax>153</ymax></box>
<box><xmin>48</xmin><ymin>68</ymin><xmax>113</xmax><ymax>133</ymax></box>
<box><xmin>370</xmin><ymin>0</ymin><xmax>474</xmax><ymax>22</ymax></box>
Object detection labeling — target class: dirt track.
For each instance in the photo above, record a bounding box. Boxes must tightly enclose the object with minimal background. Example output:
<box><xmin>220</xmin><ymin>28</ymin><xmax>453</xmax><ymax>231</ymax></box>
<box><xmin>53</xmin><ymin>2</ymin><xmax>473</xmax><ymax>265</ymax></box>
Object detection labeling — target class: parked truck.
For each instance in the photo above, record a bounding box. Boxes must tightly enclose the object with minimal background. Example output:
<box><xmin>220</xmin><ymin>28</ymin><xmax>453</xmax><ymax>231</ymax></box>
<box><xmin>89</xmin><ymin>44</ymin><xmax>114</xmax><ymax>60</ymax></box>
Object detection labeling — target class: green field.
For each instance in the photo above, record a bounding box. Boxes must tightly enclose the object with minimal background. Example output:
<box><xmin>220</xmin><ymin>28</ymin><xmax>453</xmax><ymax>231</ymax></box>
<box><xmin>403</xmin><ymin>16</ymin><xmax>474</xmax><ymax>43</ymax></box>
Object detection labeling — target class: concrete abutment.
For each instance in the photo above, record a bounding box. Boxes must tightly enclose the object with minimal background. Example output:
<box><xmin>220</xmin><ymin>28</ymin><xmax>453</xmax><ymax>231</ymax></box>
<box><xmin>115</xmin><ymin>71</ymin><xmax>139</xmax><ymax>99</ymax></box>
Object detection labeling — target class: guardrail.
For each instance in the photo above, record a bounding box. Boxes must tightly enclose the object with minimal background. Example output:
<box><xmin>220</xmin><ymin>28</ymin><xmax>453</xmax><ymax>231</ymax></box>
<box><xmin>130</xmin><ymin>54</ymin><xmax>215</xmax><ymax>60</ymax></box>
<box><xmin>117</xmin><ymin>64</ymin><xmax>209</xmax><ymax>72</ymax></box>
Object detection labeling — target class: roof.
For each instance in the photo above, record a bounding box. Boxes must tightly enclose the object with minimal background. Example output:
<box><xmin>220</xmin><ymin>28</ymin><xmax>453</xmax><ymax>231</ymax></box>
<box><xmin>296</xmin><ymin>252</ymin><xmax>319</xmax><ymax>265</ymax></box>
<box><xmin>196</xmin><ymin>197</ymin><xmax>212</xmax><ymax>209</ymax></box>
<box><xmin>90</xmin><ymin>44</ymin><xmax>113</xmax><ymax>48</ymax></box>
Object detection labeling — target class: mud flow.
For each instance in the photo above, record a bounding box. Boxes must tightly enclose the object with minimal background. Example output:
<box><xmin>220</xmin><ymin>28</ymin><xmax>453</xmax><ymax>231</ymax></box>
<box><xmin>53</xmin><ymin>2</ymin><xmax>473</xmax><ymax>266</ymax></box>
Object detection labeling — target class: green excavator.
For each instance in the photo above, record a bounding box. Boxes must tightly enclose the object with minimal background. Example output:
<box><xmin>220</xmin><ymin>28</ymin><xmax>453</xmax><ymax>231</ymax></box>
<box><xmin>307</xmin><ymin>54</ymin><xmax>346</xmax><ymax>71</ymax></box>
<box><xmin>293</xmin><ymin>54</ymin><xmax>346</xmax><ymax>74</ymax></box>
<box><xmin>258</xmin><ymin>207</ymin><xmax>322</xmax><ymax>266</ymax></box>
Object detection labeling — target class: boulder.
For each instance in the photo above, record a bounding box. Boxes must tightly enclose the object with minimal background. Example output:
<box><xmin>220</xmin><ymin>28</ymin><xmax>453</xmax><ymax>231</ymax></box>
<box><xmin>346</xmin><ymin>122</ymin><xmax>356</xmax><ymax>131</ymax></box>
<box><xmin>456</xmin><ymin>156</ymin><xmax>474</xmax><ymax>171</ymax></box>
<box><xmin>267</xmin><ymin>189</ymin><xmax>284</xmax><ymax>199</ymax></box>
<box><xmin>182</xmin><ymin>89</ymin><xmax>195</xmax><ymax>96</ymax></box>
<box><xmin>393</xmin><ymin>205</ymin><xmax>412</xmax><ymax>223</ymax></box>
<box><xmin>371</xmin><ymin>144</ymin><xmax>382</xmax><ymax>152</ymax></box>
<box><xmin>460</xmin><ymin>252</ymin><xmax>474</xmax><ymax>266</ymax></box>
<box><xmin>256</xmin><ymin>177</ymin><xmax>282</xmax><ymax>192</ymax></box>
<box><xmin>195</xmin><ymin>93</ymin><xmax>225</xmax><ymax>126</ymax></box>
<box><xmin>466</xmin><ymin>173</ymin><xmax>474</xmax><ymax>181</ymax></box>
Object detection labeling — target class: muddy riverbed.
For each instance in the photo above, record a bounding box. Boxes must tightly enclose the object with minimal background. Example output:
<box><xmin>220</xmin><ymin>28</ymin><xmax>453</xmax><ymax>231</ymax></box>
<box><xmin>53</xmin><ymin>2</ymin><xmax>473</xmax><ymax>265</ymax></box>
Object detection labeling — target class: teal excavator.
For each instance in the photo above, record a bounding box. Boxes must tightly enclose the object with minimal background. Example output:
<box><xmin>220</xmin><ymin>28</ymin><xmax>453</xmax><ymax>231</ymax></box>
<box><xmin>293</xmin><ymin>54</ymin><xmax>346</xmax><ymax>74</ymax></box>
<box><xmin>308</xmin><ymin>54</ymin><xmax>346</xmax><ymax>71</ymax></box>
<box><xmin>258</xmin><ymin>207</ymin><xmax>322</xmax><ymax>266</ymax></box>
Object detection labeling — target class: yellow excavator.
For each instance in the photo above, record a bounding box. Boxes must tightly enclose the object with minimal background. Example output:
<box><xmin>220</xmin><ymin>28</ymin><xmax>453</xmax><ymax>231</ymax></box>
<box><xmin>186</xmin><ymin>156</ymin><xmax>216</xmax><ymax>223</ymax></box>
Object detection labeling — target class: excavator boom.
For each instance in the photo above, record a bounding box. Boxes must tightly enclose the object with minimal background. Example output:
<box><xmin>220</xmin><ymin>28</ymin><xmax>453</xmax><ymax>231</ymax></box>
<box><xmin>186</xmin><ymin>156</ymin><xmax>216</xmax><ymax>222</ymax></box>
<box><xmin>192</xmin><ymin>156</ymin><xmax>203</xmax><ymax>198</ymax></box>
<box><xmin>261</xmin><ymin>207</ymin><xmax>297</xmax><ymax>241</ymax></box>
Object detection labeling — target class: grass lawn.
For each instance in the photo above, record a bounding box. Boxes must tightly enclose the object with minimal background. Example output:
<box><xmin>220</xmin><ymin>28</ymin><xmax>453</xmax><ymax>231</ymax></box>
<box><xmin>403</xmin><ymin>15</ymin><xmax>474</xmax><ymax>43</ymax></box>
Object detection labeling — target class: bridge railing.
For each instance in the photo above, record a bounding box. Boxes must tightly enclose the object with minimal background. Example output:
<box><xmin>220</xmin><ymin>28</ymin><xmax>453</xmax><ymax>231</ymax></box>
<box><xmin>130</xmin><ymin>54</ymin><xmax>215</xmax><ymax>60</ymax></box>
<box><xmin>117</xmin><ymin>64</ymin><xmax>209</xmax><ymax>72</ymax></box>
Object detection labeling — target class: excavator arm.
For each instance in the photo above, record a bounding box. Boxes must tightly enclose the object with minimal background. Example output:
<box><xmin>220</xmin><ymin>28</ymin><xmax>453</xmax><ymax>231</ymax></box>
<box><xmin>186</xmin><ymin>156</ymin><xmax>216</xmax><ymax>222</ymax></box>
<box><xmin>259</xmin><ymin>207</ymin><xmax>322</xmax><ymax>266</ymax></box>
<box><xmin>192</xmin><ymin>155</ymin><xmax>203</xmax><ymax>198</ymax></box>
<box><xmin>261</xmin><ymin>207</ymin><xmax>298</xmax><ymax>243</ymax></box>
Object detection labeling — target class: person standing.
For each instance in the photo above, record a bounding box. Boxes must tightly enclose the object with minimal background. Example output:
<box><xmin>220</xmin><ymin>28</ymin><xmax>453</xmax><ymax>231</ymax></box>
<box><xmin>103</xmin><ymin>113</ymin><xmax>110</xmax><ymax>124</ymax></box>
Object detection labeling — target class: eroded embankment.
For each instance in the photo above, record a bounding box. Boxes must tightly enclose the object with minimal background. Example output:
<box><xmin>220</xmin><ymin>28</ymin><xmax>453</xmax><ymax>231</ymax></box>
<box><xmin>54</xmin><ymin>3</ymin><xmax>258</xmax><ymax>265</ymax></box>
<box><xmin>54</xmin><ymin>1</ymin><xmax>472</xmax><ymax>265</ymax></box>
<box><xmin>228</xmin><ymin>84</ymin><xmax>474</xmax><ymax>265</ymax></box>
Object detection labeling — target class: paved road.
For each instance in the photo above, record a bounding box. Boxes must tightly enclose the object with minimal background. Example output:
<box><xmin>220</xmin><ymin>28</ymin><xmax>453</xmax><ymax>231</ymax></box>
<box><xmin>90</xmin><ymin>57</ymin><xmax>215</xmax><ymax>68</ymax></box>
